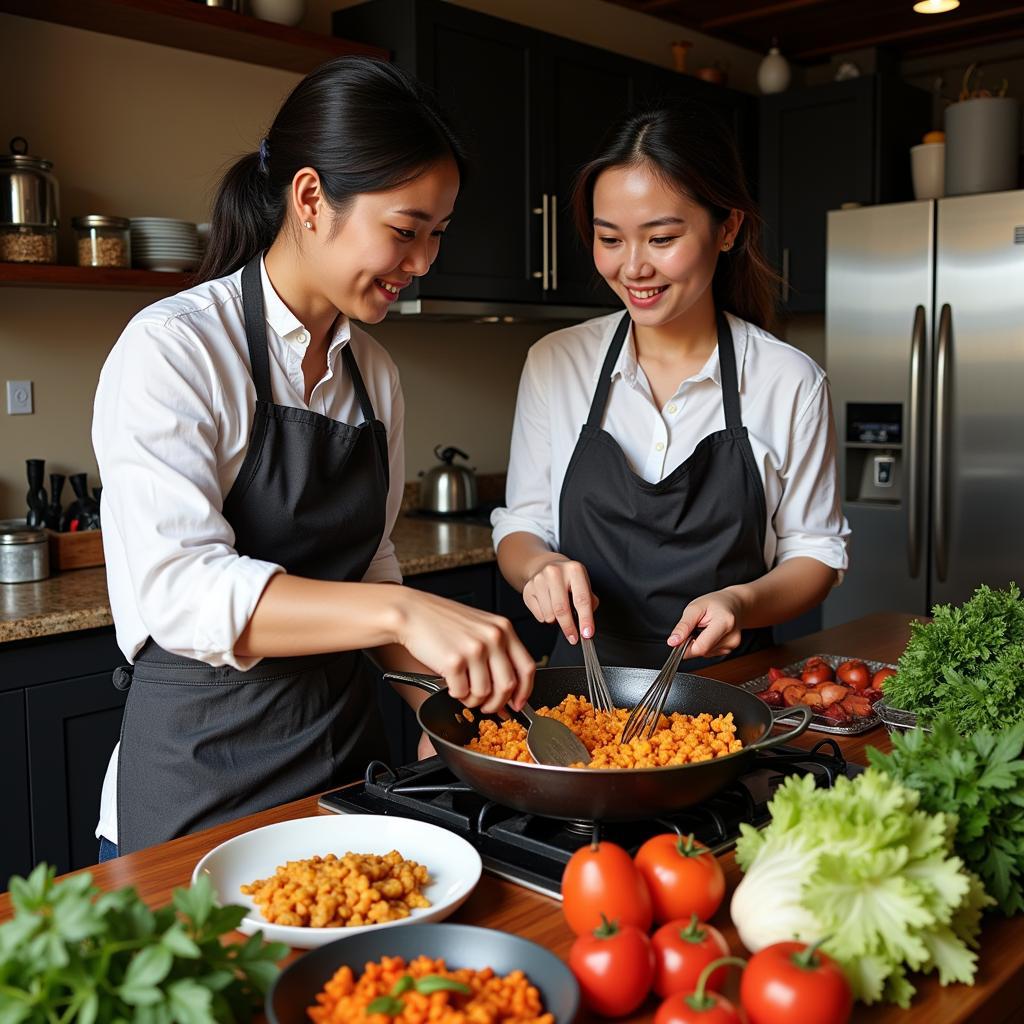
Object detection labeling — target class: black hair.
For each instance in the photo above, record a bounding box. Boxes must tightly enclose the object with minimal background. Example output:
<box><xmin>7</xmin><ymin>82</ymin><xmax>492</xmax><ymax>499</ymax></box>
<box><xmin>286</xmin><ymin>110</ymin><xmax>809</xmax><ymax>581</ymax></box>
<box><xmin>198</xmin><ymin>56</ymin><xmax>467</xmax><ymax>281</ymax></box>
<box><xmin>571</xmin><ymin>100</ymin><xmax>778</xmax><ymax>330</ymax></box>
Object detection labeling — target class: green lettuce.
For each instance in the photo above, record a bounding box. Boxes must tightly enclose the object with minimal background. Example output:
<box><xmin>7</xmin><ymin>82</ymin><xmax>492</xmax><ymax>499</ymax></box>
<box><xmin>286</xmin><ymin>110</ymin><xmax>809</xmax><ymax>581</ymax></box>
<box><xmin>731</xmin><ymin>770</ymin><xmax>993</xmax><ymax>1007</ymax></box>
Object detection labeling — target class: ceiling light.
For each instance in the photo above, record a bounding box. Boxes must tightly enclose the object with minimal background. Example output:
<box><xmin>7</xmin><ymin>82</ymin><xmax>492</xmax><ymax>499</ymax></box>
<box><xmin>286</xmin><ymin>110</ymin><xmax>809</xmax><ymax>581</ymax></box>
<box><xmin>913</xmin><ymin>0</ymin><xmax>960</xmax><ymax>13</ymax></box>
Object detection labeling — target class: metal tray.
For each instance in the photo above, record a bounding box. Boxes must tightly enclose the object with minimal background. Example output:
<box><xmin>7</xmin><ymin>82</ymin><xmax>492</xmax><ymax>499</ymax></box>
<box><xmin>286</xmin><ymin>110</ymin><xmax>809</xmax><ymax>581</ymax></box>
<box><xmin>874</xmin><ymin>700</ymin><xmax>932</xmax><ymax>735</ymax></box>
<box><xmin>740</xmin><ymin>653</ymin><xmax>896</xmax><ymax>736</ymax></box>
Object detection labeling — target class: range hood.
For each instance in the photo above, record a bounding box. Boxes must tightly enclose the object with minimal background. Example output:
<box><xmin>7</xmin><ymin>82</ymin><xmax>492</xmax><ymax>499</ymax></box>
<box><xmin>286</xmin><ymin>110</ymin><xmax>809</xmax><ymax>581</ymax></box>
<box><xmin>388</xmin><ymin>298</ymin><xmax>618</xmax><ymax>323</ymax></box>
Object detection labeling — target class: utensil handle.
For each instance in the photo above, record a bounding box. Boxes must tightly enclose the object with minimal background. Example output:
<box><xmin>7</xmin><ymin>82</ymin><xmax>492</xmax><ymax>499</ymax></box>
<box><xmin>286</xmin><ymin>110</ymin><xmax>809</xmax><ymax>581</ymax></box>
<box><xmin>746</xmin><ymin>705</ymin><xmax>813</xmax><ymax>752</ymax></box>
<box><xmin>383</xmin><ymin>671</ymin><xmax>445</xmax><ymax>695</ymax></box>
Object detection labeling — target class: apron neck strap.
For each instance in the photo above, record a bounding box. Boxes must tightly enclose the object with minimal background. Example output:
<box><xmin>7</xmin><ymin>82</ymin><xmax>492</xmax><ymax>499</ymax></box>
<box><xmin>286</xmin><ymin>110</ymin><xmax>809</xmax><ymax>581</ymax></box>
<box><xmin>340</xmin><ymin>343</ymin><xmax>377</xmax><ymax>423</ymax></box>
<box><xmin>716</xmin><ymin>311</ymin><xmax>742</xmax><ymax>429</ymax></box>
<box><xmin>240</xmin><ymin>255</ymin><xmax>273</xmax><ymax>404</ymax></box>
<box><xmin>586</xmin><ymin>311</ymin><xmax>631</xmax><ymax>430</ymax></box>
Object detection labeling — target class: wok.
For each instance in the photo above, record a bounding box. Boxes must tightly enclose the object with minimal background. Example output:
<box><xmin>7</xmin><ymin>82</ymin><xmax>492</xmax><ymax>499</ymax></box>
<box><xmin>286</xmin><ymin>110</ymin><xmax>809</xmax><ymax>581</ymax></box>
<box><xmin>385</xmin><ymin>666</ymin><xmax>811</xmax><ymax>822</ymax></box>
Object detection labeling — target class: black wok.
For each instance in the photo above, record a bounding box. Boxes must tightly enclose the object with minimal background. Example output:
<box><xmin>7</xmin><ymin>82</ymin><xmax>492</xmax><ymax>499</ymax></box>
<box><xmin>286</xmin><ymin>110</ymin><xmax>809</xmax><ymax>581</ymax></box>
<box><xmin>385</xmin><ymin>666</ymin><xmax>811</xmax><ymax>822</ymax></box>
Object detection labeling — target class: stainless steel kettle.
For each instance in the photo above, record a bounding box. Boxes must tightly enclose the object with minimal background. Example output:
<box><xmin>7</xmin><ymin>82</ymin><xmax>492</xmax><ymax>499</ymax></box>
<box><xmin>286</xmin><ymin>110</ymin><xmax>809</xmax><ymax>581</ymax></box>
<box><xmin>418</xmin><ymin>446</ymin><xmax>478</xmax><ymax>513</ymax></box>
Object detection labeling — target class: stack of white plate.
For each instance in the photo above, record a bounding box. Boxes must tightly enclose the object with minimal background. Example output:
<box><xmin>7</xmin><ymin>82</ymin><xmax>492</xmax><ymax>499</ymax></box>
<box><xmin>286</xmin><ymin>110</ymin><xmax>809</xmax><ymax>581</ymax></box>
<box><xmin>131</xmin><ymin>218</ymin><xmax>201</xmax><ymax>272</ymax></box>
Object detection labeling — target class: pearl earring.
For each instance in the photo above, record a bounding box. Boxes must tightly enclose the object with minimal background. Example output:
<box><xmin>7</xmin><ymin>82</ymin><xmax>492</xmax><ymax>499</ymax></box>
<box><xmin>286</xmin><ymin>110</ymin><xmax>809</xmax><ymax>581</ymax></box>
<box><xmin>304</xmin><ymin>220</ymin><xmax>313</xmax><ymax>230</ymax></box>
<box><xmin>722</xmin><ymin>241</ymin><xmax>732</xmax><ymax>251</ymax></box>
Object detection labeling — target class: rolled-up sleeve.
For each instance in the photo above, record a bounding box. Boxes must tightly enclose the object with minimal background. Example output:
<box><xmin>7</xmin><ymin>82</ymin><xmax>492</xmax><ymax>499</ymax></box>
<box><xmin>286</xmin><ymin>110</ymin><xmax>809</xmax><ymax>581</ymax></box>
<box><xmin>93</xmin><ymin>320</ymin><xmax>283</xmax><ymax>669</ymax></box>
<box><xmin>362</xmin><ymin>361</ymin><xmax>404</xmax><ymax>584</ymax></box>
<box><xmin>491</xmin><ymin>345</ymin><xmax>558</xmax><ymax>552</ymax></box>
<box><xmin>773</xmin><ymin>376</ymin><xmax>851</xmax><ymax>571</ymax></box>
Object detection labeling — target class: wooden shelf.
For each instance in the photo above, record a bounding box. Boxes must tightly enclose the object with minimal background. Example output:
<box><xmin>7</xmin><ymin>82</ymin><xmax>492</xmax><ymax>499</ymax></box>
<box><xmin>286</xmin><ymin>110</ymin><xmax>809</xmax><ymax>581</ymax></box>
<box><xmin>0</xmin><ymin>0</ymin><xmax>387</xmax><ymax>73</ymax></box>
<box><xmin>0</xmin><ymin>263</ymin><xmax>192</xmax><ymax>291</ymax></box>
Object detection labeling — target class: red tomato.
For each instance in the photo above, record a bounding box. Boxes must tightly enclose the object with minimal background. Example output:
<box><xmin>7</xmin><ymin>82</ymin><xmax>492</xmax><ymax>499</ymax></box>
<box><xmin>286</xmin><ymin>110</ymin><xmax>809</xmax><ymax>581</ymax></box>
<box><xmin>835</xmin><ymin>659</ymin><xmax>870</xmax><ymax>691</ymax></box>
<box><xmin>741</xmin><ymin>941</ymin><xmax>852</xmax><ymax>1024</ymax></box>
<box><xmin>569</xmin><ymin>917</ymin><xmax>655</xmax><ymax>1017</ymax></box>
<box><xmin>654</xmin><ymin>991</ymin><xmax>744</xmax><ymax>1024</ymax></box>
<box><xmin>872</xmin><ymin>667</ymin><xmax>897</xmax><ymax>689</ymax></box>
<box><xmin>561</xmin><ymin>840</ymin><xmax>652</xmax><ymax>936</ymax></box>
<box><xmin>635</xmin><ymin>833</ymin><xmax>726</xmax><ymax>924</ymax></box>
<box><xmin>652</xmin><ymin>914</ymin><xmax>731</xmax><ymax>997</ymax></box>
<box><xmin>801</xmin><ymin>658</ymin><xmax>834</xmax><ymax>685</ymax></box>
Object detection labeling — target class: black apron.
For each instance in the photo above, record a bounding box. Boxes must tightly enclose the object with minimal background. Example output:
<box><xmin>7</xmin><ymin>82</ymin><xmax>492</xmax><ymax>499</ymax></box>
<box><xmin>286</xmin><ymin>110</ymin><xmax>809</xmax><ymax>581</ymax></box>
<box><xmin>115</xmin><ymin>255</ymin><xmax>390</xmax><ymax>854</ymax></box>
<box><xmin>550</xmin><ymin>310</ymin><xmax>773</xmax><ymax>672</ymax></box>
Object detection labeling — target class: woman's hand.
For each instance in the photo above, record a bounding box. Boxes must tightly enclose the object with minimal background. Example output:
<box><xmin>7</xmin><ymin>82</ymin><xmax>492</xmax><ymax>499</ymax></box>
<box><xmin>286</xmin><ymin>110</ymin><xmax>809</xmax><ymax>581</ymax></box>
<box><xmin>669</xmin><ymin>588</ymin><xmax>747</xmax><ymax>659</ymax></box>
<box><xmin>522</xmin><ymin>556</ymin><xmax>599</xmax><ymax>645</ymax></box>
<box><xmin>418</xmin><ymin>731</ymin><xmax>437</xmax><ymax>759</ymax></box>
<box><xmin>393</xmin><ymin>588</ymin><xmax>535</xmax><ymax>715</ymax></box>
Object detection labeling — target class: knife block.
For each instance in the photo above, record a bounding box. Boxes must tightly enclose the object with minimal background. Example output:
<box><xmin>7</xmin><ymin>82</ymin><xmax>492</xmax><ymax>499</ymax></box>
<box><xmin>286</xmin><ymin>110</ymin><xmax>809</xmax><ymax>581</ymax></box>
<box><xmin>47</xmin><ymin>529</ymin><xmax>104</xmax><ymax>571</ymax></box>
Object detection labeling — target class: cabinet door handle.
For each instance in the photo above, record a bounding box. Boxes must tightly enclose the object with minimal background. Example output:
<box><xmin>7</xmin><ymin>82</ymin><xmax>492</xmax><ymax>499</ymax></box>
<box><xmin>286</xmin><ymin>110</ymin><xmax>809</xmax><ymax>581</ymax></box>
<box><xmin>550</xmin><ymin>194</ymin><xmax>558</xmax><ymax>291</ymax></box>
<box><xmin>907</xmin><ymin>304</ymin><xmax>926</xmax><ymax>579</ymax></box>
<box><xmin>933</xmin><ymin>302</ymin><xmax>953</xmax><ymax>583</ymax></box>
<box><xmin>531</xmin><ymin>196</ymin><xmax>549</xmax><ymax>290</ymax></box>
<box><xmin>781</xmin><ymin>247</ymin><xmax>790</xmax><ymax>303</ymax></box>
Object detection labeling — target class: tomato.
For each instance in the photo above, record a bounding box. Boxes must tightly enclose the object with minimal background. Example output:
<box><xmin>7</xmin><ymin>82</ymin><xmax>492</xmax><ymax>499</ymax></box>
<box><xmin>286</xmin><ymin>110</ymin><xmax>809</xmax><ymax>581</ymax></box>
<box><xmin>872</xmin><ymin>666</ymin><xmax>897</xmax><ymax>689</ymax></box>
<box><xmin>654</xmin><ymin>991</ymin><xmax>744</xmax><ymax>1024</ymax></box>
<box><xmin>569</xmin><ymin>916</ymin><xmax>655</xmax><ymax>1017</ymax></box>
<box><xmin>561</xmin><ymin>839</ymin><xmax>652</xmax><ymax>936</ymax></box>
<box><xmin>801</xmin><ymin>658</ymin><xmax>834</xmax><ymax>685</ymax></box>
<box><xmin>835</xmin><ymin>659</ymin><xmax>870</xmax><ymax>691</ymax></box>
<box><xmin>740</xmin><ymin>941</ymin><xmax>852</xmax><ymax>1024</ymax></box>
<box><xmin>652</xmin><ymin>914</ymin><xmax>730</xmax><ymax>997</ymax></box>
<box><xmin>635</xmin><ymin>832</ymin><xmax>726</xmax><ymax>924</ymax></box>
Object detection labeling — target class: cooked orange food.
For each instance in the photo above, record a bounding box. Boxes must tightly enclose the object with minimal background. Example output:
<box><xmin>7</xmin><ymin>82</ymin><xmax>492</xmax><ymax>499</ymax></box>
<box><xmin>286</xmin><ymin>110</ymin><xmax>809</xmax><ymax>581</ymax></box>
<box><xmin>240</xmin><ymin>851</ymin><xmax>431</xmax><ymax>928</ymax></box>
<box><xmin>466</xmin><ymin>694</ymin><xmax>743</xmax><ymax>768</ymax></box>
<box><xmin>308</xmin><ymin>954</ymin><xmax>554</xmax><ymax>1024</ymax></box>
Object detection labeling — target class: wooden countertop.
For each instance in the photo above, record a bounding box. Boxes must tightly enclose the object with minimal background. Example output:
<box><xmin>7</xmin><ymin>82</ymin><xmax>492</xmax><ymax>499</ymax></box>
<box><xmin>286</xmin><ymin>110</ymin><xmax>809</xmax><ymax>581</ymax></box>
<box><xmin>2</xmin><ymin>612</ymin><xmax>1021</xmax><ymax>1023</ymax></box>
<box><xmin>0</xmin><ymin>516</ymin><xmax>495</xmax><ymax>645</ymax></box>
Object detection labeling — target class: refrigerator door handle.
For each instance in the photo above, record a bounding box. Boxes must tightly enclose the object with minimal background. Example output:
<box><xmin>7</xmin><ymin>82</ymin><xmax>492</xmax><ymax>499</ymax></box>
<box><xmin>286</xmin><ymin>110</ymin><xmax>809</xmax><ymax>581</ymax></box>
<box><xmin>907</xmin><ymin>304</ymin><xmax>926</xmax><ymax>579</ymax></box>
<box><xmin>933</xmin><ymin>302</ymin><xmax>953</xmax><ymax>583</ymax></box>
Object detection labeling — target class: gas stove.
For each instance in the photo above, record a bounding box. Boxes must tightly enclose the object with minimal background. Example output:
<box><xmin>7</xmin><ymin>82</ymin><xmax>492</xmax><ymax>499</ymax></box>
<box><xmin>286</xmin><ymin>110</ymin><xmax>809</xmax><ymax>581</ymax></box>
<box><xmin>319</xmin><ymin>742</ymin><xmax>859</xmax><ymax>898</ymax></box>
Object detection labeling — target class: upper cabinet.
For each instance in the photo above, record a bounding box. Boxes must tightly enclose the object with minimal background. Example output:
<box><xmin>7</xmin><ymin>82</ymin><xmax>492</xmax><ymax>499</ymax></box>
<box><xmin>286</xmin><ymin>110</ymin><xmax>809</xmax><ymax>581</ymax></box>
<box><xmin>334</xmin><ymin>0</ymin><xmax>753</xmax><ymax>310</ymax></box>
<box><xmin>759</xmin><ymin>76</ymin><xmax>930</xmax><ymax>313</ymax></box>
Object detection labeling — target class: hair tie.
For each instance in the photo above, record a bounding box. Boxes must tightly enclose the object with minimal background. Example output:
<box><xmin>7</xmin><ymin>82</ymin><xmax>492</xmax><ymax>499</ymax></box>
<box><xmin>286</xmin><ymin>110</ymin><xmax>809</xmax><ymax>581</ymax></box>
<box><xmin>257</xmin><ymin>137</ymin><xmax>270</xmax><ymax>174</ymax></box>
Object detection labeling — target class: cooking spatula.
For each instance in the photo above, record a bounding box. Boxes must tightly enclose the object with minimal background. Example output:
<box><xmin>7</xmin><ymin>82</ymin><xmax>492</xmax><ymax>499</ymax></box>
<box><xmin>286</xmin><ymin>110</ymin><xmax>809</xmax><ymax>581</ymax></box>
<box><xmin>520</xmin><ymin>702</ymin><xmax>591</xmax><ymax>767</ymax></box>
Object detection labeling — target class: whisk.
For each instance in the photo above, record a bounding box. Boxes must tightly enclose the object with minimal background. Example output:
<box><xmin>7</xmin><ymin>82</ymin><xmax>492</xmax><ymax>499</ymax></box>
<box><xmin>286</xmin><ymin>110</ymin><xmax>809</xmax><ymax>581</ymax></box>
<box><xmin>581</xmin><ymin>635</ymin><xmax>614</xmax><ymax>713</ymax></box>
<box><xmin>619</xmin><ymin>634</ymin><xmax>696</xmax><ymax>744</ymax></box>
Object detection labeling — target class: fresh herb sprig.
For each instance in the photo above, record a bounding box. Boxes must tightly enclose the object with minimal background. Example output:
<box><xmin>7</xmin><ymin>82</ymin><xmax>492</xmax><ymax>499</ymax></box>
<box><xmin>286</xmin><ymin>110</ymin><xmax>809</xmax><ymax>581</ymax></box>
<box><xmin>885</xmin><ymin>582</ymin><xmax>1024</xmax><ymax>732</ymax></box>
<box><xmin>367</xmin><ymin>973</ymin><xmax>472</xmax><ymax>1017</ymax></box>
<box><xmin>869</xmin><ymin>719</ymin><xmax>1024</xmax><ymax>916</ymax></box>
<box><xmin>0</xmin><ymin>864</ymin><xmax>287</xmax><ymax>1024</ymax></box>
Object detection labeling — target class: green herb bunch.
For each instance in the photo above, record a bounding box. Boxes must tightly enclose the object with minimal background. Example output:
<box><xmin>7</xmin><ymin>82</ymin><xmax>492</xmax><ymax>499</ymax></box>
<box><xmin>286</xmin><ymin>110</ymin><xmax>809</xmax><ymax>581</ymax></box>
<box><xmin>0</xmin><ymin>865</ymin><xmax>287</xmax><ymax>1024</ymax></box>
<box><xmin>885</xmin><ymin>582</ymin><xmax>1024</xmax><ymax>731</ymax></box>
<box><xmin>870</xmin><ymin>719</ymin><xmax>1024</xmax><ymax>916</ymax></box>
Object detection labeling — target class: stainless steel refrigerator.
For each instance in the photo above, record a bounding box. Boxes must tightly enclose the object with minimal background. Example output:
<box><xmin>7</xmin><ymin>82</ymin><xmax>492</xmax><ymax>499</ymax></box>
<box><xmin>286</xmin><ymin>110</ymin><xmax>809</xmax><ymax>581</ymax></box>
<box><xmin>823</xmin><ymin>190</ymin><xmax>1024</xmax><ymax>626</ymax></box>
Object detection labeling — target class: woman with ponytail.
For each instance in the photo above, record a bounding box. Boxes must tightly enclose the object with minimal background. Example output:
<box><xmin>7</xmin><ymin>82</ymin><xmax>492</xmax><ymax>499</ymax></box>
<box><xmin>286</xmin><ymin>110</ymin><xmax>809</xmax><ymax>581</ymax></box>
<box><xmin>493</xmin><ymin>101</ymin><xmax>849</xmax><ymax>672</ymax></box>
<box><xmin>92</xmin><ymin>57</ymin><xmax>534</xmax><ymax>858</ymax></box>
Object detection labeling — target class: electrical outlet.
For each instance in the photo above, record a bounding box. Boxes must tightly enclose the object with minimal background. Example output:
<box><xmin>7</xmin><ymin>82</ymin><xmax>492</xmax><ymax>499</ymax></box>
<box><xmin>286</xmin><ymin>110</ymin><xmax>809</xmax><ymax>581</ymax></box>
<box><xmin>6</xmin><ymin>380</ymin><xmax>33</xmax><ymax>415</ymax></box>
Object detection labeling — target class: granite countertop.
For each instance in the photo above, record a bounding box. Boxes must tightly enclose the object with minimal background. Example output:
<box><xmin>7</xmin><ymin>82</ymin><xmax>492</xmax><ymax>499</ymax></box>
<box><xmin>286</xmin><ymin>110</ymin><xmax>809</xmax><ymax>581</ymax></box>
<box><xmin>0</xmin><ymin>516</ymin><xmax>495</xmax><ymax>645</ymax></box>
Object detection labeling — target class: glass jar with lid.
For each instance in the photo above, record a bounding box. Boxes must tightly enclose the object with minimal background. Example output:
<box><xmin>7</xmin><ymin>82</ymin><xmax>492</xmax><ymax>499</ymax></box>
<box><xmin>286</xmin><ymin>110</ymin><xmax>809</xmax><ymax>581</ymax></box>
<box><xmin>73</xmin><ymin>215</ymin><xmax>131</xmax><ymax>268</ymax></box>
<box><xmin>0</xmin><ymin>137</ymin><xmax>59</xmax><ymax>264</ymax></box>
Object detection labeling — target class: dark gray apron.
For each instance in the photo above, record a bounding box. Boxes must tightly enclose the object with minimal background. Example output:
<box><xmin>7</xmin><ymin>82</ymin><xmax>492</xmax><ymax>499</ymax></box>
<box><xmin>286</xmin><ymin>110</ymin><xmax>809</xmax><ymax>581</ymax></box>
<box><xmin>114</xmin><ymin>254</ymin><xmax>390</xmax><ymax>854</ymax></box>
<box><xmin>550</xmin><ymin>310</ymin><xmax>773</xmax><ymax>672</ymax></box>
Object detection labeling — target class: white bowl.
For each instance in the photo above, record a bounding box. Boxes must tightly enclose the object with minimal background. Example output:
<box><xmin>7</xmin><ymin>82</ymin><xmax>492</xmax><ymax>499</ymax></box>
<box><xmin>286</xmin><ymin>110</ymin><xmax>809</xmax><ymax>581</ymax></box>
<box><xmin>192</xmin><ymin>814</ymin><xmax>482</xmax><ymax>949</ymax></box>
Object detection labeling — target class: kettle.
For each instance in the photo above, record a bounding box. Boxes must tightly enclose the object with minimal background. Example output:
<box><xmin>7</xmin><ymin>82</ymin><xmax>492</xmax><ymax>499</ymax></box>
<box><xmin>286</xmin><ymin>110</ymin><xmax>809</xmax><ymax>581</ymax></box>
<box><xmin>419</xmin><ymin>446</ymin><xmax>478</xmax><ymax>514</ymax></box>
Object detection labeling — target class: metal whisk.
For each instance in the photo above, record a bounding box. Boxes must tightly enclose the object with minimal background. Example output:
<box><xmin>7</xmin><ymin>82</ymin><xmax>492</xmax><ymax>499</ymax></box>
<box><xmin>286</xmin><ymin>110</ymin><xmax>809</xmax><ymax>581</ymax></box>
<box><xmin>581</xmin><ymin>635</ymin><xmax>614</xmax><ymax>713</ymax></box>
<box><xmin>619</xmin><ymin>634</ymin><xmax>696</xmax><ymax>744</ymax></box>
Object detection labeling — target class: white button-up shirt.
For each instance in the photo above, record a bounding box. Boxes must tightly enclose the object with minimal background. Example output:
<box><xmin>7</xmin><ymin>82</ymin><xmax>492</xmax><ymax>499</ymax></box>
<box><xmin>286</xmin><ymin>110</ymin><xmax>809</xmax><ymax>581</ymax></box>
<box><xmin>92</xmin><ymin>258</ymin><xmax>404</xmax><ymax>843</ymax></box>
<box><xmin>492</xmin><ymin>311</ymin><xmax>850</xmax><ymax>573</ymax></box>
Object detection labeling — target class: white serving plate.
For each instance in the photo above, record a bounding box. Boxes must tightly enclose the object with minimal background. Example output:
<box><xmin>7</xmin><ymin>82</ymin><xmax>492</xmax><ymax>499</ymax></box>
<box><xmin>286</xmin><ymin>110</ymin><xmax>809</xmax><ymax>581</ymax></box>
<box><xmin>192</xmin><ymin>814</ymin><xmax>482</xmax><ymax>949</ymax></box>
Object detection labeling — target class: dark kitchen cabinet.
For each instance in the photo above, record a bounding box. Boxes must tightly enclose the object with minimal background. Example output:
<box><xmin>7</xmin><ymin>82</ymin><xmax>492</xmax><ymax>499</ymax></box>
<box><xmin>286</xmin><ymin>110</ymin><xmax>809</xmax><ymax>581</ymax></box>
<box><xmin>0</xmin><ymin>691</ymin><xmax>32</xmax><ymax>887</ymax></box>
<box><xmin>759</xmin><ymin>75</ymin><xmax>930</xmax><ymax>312</ymax></box>
<box><xmin>334</xmin><ymin>0</ymin><xmax>640</xmax><ymax>309</ymax></box>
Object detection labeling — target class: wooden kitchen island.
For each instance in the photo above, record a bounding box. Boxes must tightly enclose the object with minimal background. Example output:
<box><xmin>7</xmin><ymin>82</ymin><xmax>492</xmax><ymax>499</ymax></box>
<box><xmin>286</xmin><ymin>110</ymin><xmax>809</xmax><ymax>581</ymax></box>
<box><xmin>2</xmin><ymin>612</ymin><xmax>1021</xmax><ymax>1023</ymax></box>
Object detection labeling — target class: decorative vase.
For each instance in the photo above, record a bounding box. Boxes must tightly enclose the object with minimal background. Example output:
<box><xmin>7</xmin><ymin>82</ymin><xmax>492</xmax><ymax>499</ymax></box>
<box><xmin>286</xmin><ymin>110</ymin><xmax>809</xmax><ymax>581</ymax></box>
<box><xmin>248</xmin><ymin>0</ymin><xmax>305</xmax><ymax>26</ymax></box>
<box><xmin>757</xmin><ymin>46</ymin><xmax>791</xmax><ymax>95</ymax></box>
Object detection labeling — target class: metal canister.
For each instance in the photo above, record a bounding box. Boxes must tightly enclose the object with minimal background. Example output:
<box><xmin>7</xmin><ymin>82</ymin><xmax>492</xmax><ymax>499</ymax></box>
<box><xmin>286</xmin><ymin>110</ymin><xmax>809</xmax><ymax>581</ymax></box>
<box><xmin>0</xmin><ymin>137</ymin><xmax>59</xmax><ymax>264</ymax></box>
<box><xmin>0</xmin><ymin>520</ymin><xmax>50</xmax><ymax>583</ymax></box>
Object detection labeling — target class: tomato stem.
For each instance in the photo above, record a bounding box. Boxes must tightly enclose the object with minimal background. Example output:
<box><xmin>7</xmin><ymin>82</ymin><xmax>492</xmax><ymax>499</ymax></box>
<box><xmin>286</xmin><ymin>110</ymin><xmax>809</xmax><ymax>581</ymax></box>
<box><xmin>674</xmin><ymin>832</ymin><xmax>709</xmax><ymax>858</ymax></box>
<box><xmin>680</xmin><ymin>913</ymin><xmax>707</xmax><ymax>944</ymax></box>
<box><xmin>594</xmin><ymin>913</ymin><xmax>620</xmax><ymax>940</ymax></box>
<box><xmin>684</xmin><ymin>956</ymin><xmax>747</xmax><ymax>1012</ymax></box>
<box><xmin>791</xmin><ymin>936</ymin><xmax>831</xmax><ymax>970</ymax></box>
<box><xmin>590</xmin><ymin>824</ymin><xmax>600</xmax><ymax>851</ymax></box>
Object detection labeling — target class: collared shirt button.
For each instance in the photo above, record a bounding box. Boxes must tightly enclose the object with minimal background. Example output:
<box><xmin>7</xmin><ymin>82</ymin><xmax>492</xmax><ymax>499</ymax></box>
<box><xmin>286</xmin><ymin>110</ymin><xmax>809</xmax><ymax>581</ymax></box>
<box><xmin>297</xmin><ymin>330</ymin><xmax>309</xmax><ymax>344</ymax></box>
<box><xmin>667</xmin><ymin>403</ymin><xmax>678</xmax><ymax>414</ymax></box>
<box><xmin>655</xmin><ymin>441</ymin><xmax>665</xmax><ymax>452</ymax></box>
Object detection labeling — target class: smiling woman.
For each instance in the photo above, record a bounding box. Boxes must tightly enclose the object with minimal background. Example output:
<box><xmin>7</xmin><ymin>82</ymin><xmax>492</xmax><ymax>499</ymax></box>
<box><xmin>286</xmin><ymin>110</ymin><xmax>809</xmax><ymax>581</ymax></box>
<box><xmin>493</xmin><ymin>100</ymin><xmax>850</xmax><ymax>674</ymax></box>
<box><xmin>91</xmin><ymin>56</ymin><xmax>535</xmax><ymax>861</ymax></box>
